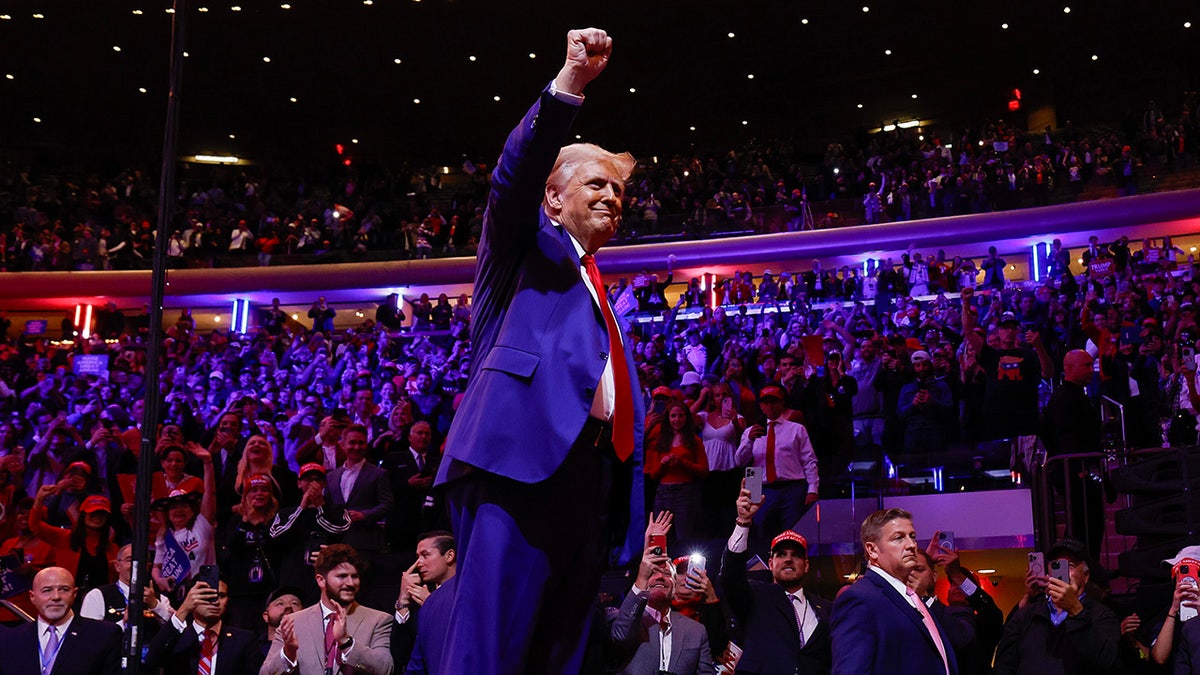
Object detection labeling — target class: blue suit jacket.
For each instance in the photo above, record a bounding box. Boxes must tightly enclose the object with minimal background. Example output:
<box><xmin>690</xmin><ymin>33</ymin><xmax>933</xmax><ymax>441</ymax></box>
<box><xmin>436</xmin><ymin>87</ymin><xmax>645</xmax><ymax>559</ymax></box>
<box><xmin>0</xmin><ymin>616</ymin><xmax>123</xmax><ymax>675</ymax></box>
<box><xmin>404</xmin><ymin>575</ymin><xmax>455</xmax><ymax>675</ymax></box>
<box><xmin>830</xmin><ymin>568</ymin><xmax>959</xmax><ymax>675</ymax></box>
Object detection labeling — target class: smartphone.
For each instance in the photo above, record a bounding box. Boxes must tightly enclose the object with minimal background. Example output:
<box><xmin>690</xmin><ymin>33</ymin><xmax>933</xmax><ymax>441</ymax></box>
<box><xmin>1028</xmin><ymin>552</ymin><xmax>1045</xmax><ymax>577</ymax></box>
<box><xmin>1048</xmin><ymin>559</ymin><xmax>1071</xmax><ymax>585</ymax></box>
<box><xmin>745</xmin><ymin>467</ymin><xmax>764</xmax><ymax>503</ymax></box>
<box><xmin>1180</xmin><ymin>564</ymin><xmax>1198</xmax><ymax>622</ymax></box>
<box><xmin>196</xmin><ymin>564</ymin><xmax>220</xmax><ymax>593</ymax></box>
<box><xmin>686</xmin><ymin>553</ymin><xmax>707</xmax><ymax>579</ymax></box>
<box><xmin>721</xmin><ymin>397</ymin><xmax>734</xmax><ymax>418</ymax></box>
<box><xmin>648</xmin><ymin>534</ymin><xmax>667</xmax><ymax>557</ymax></box>
<box><xmin>937</xmin><ymin>531</ymin><xmax>955</xmax><ymax>552</ymax></box>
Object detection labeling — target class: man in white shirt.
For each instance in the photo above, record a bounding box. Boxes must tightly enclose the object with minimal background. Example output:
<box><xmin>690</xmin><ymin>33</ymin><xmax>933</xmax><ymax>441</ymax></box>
<box><xmin>80</xmin><ymin>543</ymin><xmax>174</xmax><ymax>629</ymax></box>
<box><xmin>610</xmin><ymin>526</ymin><xmax>714</xmax><ymax>674</ymax></box>
<box><xmin>735</xmin><ymin>385</ymin><xmax>820</xmax><ymax>551</ymax></box>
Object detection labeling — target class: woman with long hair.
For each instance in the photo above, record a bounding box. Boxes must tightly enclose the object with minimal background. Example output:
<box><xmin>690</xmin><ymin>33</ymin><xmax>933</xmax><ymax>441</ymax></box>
<box><xmin>645</xmin><ymin>401</ymin><xmax>709</xmax><ymax>551</ymax></box>
<box><xmin>691</xmin><ymin>381</ymin><xmax>746</xmax><ymax>532</ymax></box>
<box><xmin>234</xmin><ymin>434</ymin><xmax>299</xmax><ymax>509</ymax></box>
<box><xmin>151</xmin><ymin>442</ymin><xmax>216</xmax><ymax>604</ymax></box>
<box><xmin>30</xmin><ymin>487</ymin><xmax>120</xmax><ymax>600</ymax></box>
<box><xmin>219</xmin><ymin>472</ymin><xmax>282</xmax><ymax>630</ymax></box>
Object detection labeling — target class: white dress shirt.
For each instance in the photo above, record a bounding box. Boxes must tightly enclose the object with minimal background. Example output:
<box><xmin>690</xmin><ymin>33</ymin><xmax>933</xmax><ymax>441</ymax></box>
<box><xmin>563</xmin><ymin>229</ymin><xmax>621</xmax><ymax>423</ymax></box>
<box><xmin>340</xmin><ymin>459</ymin><xmax>366</xmax><ymax>503</ymax></box>
<box><xmin>735</xmin><ymin>417</ymin><xmax>820</xmax><ymax>491</ymax></box>
<box><xmin>79</xmin><ymin>580</ymin><xmax>174</xmax><ymax>627</ymax></box>
<box><xmin>170</xmin><ymin>615</ymin><xmax>222</xmax><ymax>673</ymax></box>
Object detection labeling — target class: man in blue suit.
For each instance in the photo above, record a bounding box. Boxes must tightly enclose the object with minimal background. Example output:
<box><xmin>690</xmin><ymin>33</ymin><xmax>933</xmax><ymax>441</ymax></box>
<box><xmin>434</xmin><ymin>27</ymin><xmax>645</xmax><ymax>675</ymax></box>
<box><xmin>831</xmin><ymin>508</ymin><xmax>958</xmax><ymax>675</ymax></box>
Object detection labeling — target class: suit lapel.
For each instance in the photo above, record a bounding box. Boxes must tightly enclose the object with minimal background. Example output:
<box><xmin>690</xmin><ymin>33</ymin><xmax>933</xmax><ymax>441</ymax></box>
<box><xmin>772</xmin><ymin>588</ymin><xmax>801</xmax><ymax>642</ymax></box>
<box><xmin>868</xmin><ymin>570</ymin><xmax>941</xmax><ymax>654</ymax></box>
<box><xmin>346</xmin><ymin>467</ymin><xmax>370</xmax><ymax>505</ymax></box>
<box><xmin>306</xmin><ymin>606</ymin><xmax>327</xmax><ymax>667</ymax></box>
<box><xmin>328</xmin><ymin>471</ymin><xmax>344</xmax><ymax>506</ymax></box>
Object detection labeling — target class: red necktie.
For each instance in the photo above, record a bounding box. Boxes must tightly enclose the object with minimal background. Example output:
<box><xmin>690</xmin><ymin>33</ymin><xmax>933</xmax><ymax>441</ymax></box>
<box><xmin>906</xmin><ymin>586</ymin><xmax>950</xmax><ymax>675</ymax></box>
<box><xmin>765</xmin><ymin>421</ymin><xmax>777</xmax><ymax>483</ymax></box>
<box><xmin>324</xmin><ymin>615</ymin><xmax>338</xmax><ymax>671</ymax></box>
<box><xmin>581</xmin><ymin>254</ymin><xmax>634</xmax><ymax>462</ymax></box>
<box><xmin>198</xmin><ymin>629</ymin><xmax>216</xmax><ymax>675</ymax></box>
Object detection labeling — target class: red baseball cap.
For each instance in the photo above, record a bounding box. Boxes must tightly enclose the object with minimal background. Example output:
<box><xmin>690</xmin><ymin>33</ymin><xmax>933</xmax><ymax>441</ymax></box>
<box><xmin>771</xmin><ymin>530</ymin><xmax>809</xmax><ymax>554</ymax></box>
<box><xmin>244</xmin><ymin>473</ymin><xmax>279</xmax><ymax>495</ymax></box>
<box><xmin>758</xmin><ymin>385</ymin><xmax>786</xmax><ymax>401</ymax></box>
<box><xmin>298</xmin><ymin>463</ymin><xmax>327</xmax><ymax>479</ymax></box>
<box><xmin>80</xmin><ymin>495</ymin><xmax>112</xmax><ymax>514</ymax></box>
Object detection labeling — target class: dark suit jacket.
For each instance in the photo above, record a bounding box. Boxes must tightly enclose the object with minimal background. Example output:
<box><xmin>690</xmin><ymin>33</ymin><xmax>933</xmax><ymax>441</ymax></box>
<box><xmin>404</xmin><ymin>576</ymin><xmax>455</xmax><ymax>675</ymax></box>
<box><xmin>326</xmin><ymin>462</ymin><xmax>394</xmax><ymax>551</ymax></box>
<box><xmin>434</xmin><ymin>86</ymin><xmax>646</xmax><ymax>562</ymax></box>
<box><xmin>143</xmin><ymin>619</ymin><xmax>264</xmax><ymax>675</ymax></box>
<box><xmin>830</xmin><ymin>568</ymin><xmax>958</xmax><ymax>675</ymax></box>
<box><xmin>719</xmin><ymin>546</ymin><xmax>832</xmax><ymax>674</ymax></box>
<box><xmin>608</xmin><ymin>589</ymin><xmax>714</xmax><ymax>675</ymax></box>
<box><xmin>991</xmin><ymin>595</ymin><xmax>1119</xmax><ymax>675</ymax></box>
<box><xmin>381</xmin><ymin>447</ymin><xmax>443</xmax><ymax>548</ymax></box>
<box><xmin>0</xmin><ymin>615</ymin><xmax>122</xmax><ymax>675</ymax></box>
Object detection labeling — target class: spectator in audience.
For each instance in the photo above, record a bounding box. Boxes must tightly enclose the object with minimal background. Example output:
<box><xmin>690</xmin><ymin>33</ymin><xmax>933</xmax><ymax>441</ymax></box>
<box><xmin>263</xmin><ymin>544</ymin><xmax>393</xmax><ymax>675</ymax></box>
<box><xmin>922</xmin><ymin>539</ymin><xmax>1005</xmax><ymax>675</ymax></box>
<box><xmin>691</xmin><ymin>381</ymin><xmax>745</xmax><ymax>534</ymax></box>
<box><xmin>267</xmin><ymin>462</ymin><xmax>350</xmax><ymax>604</ymax></box>
<box><xmin>897</xmin><ymin>350</ymin><xmax>954</xmax><ymax>456</ymax></box>
<box><xmin>381</xmin><ymin>421</ymin><xmax>441</xmax><ymax>552</ymax></box>
<box><xmin>1042</xmin><ymin>349</ymin><xmax>1105</xmax><ymax>558</ymax></box>
<box><xmin>992</xmin><ymin>538</ymin><xmax>1119</xmax><ymax>675</ymax></box>
<box><xmin>30</xmin><ymin>488</ymin><xmax>119</xmax><ymax>600</ymax></box>
<box><xmin>308</xmin><ymin>297</ymin><xmax>336</xmax><ymax>335</ymax></box>
<box><xmin>392</xmin><ymin>531</ymin><xmax>457</xmax><ymax>673</ymax></box>
<box><xmin>219</xmin><ymin>472</ymin><xmax>282</xmax><ymax>630</ymax></box>
<box><xmin>325</xmin><ymin>423</ymin><xmax>392</xmax><ymax>594</ymax></box>
<box><xmin>0</xmin><ymin>566</ymin><xmax>123</xmax><ymax>675</ymax></box>
<box><xmin>735</xmin><ymin>385</ymin><xmax>819</xmax><ymax>552</ymax></box>
<box><xmin>143</xmin><ymin>576</ymin><xmax>264</xmax><ymax>675</ymax></box>
<box><xmin>80</xmin><ymin>543</ymin><xmax>173</xmax><ymax>630</ymax></box>
<box><xmin>376</xmin><ymin>293</ymin><xmax>407</xmax><ymax>332</ymax></box>
<box><xmin>258</xmin><ymin>586</ymin><xmax>304</xmax><ymax>658</ymax></box>
<box><xmin>151</xmin><ymin>444</ymin><xmax>217</xmax><ymax>601</ymax></box>
<box><xmin>721</xmin><ymin>484</ymin><xmax>832</xmax><ymax>675</ymax></box>
<box><xmin>645</xmin><ymin>401</ymin><xmax>708</xmax><ymax>550</ymax></box>
<box><xmin>609</xmin><ymin>513</ymin><xmax>714</xmax><ymax>675</ymax></box>
<box><xmin>831</xmin><ymin>508</ymin><xmax>956</xmax><ymax>675</ymax></box>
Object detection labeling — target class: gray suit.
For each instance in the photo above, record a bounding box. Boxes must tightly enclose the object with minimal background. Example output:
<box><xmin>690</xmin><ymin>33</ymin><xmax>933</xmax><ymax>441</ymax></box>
<box><xmin>260</xmin><ymin>602</ymin><xmax>394</xmax><ymax>675</ymax></box>
<box><xmin>326</xmin><ymin>462</ymin><xmax>393</xmax><ymax>552</ymax></box>
<box><xmin>609</xmin><ymin>590</ymin><xmax>715</xmax><ymax>675</ymax></box>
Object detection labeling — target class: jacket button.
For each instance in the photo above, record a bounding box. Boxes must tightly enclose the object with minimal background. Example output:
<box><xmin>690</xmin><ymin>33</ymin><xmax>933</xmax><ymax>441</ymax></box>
<box><xmin>599</xmin><ymin>352</ymin><xmax>608</xmax><ymax>360</ymax></box>
<box><xmin>584</xmin><ymin>388</ymin><xmax>595</xmax><ymax>398</ymax></box>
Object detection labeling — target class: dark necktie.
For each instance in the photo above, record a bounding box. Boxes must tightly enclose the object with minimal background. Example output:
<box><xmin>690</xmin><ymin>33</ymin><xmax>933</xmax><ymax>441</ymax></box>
<box><xmin>581</xmin><ymin>254</ymin><xmax>634</xmax><ymax>461</ymax></box>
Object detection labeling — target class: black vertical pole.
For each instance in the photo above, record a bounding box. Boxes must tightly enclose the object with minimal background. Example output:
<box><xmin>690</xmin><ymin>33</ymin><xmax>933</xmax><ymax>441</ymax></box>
<box><xmin>125</xmin><ymin>0</ymin><xmax>186</xmax><ymax>670</ymax></box>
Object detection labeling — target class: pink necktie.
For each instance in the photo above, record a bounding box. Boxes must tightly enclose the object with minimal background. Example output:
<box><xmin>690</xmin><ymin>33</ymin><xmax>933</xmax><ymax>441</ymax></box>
<box><xmin>906</xmin><ymin>586</ymin><xmax>949</xmax><ymax>675</ymax></box>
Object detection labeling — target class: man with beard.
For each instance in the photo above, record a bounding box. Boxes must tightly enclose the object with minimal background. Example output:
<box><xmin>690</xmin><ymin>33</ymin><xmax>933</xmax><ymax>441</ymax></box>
<box><xmin>262</xmin><ymin>544</ymin><xmax>392</xmax><ymax>674</ymax></box>
<box><xmin>0</xmin><ymin>566</ymin><xmax>123</xmax><ymax>675</ymax></box>
<box><xmin>720</xmin><ymin>486</ymin><xmax>832</xmax><ymax>674</ymax></box>
<box><xmin>258</xmin><ymin>587</ymin><xmax>304</xmax><ymax>659</ymax></box>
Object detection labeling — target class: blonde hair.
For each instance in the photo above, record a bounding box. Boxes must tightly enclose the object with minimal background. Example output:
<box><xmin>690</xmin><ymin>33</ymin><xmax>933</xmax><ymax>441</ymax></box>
<box><xmin>544</xmin><ymin>143</ymin><xmax>636</xmax><ymax>214</ymax></box>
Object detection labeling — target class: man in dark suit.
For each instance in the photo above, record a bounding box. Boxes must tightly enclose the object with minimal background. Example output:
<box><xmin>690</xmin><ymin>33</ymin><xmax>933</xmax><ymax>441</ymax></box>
<box><xmin>720</xmin><ymin>486</ymin><xmax>832</xmax><ymax>674</ymax></box>
<box><xmin>392</xmin><ymin>532</ymin><xmax>457</xmax><ymax>671</ymax></box>
<box><xmin>326</xmin><ymin>424</ymin><xmax>393</xmax><ymax>556</ymax></box>
<box><xmin>381</xmin><ymin>421</ymin><xmax>442</xmax><ymax>551</ymax></box>
<box><xmin>433</xmin><ymin>27</ymin><xmax>645</xmax><ymax>674</ymax></box>
<box><xmin>831</xmin><ymin>508</ymin><xmax>958</xmax><ymax>675</ymax></box>
<box><xmin>0</xmin><ymin>566</ymin><xmax>123</xmax><ymax>675</ymax></box>
<box><xmin>610</xmin><ymin>535</ymin><xmax>714</xmax><ymax>674</ymax></box>
<box><xmin>144</xmin><ymin>578</ymin><xmax>264</xmax><ymax>675</ymax></box>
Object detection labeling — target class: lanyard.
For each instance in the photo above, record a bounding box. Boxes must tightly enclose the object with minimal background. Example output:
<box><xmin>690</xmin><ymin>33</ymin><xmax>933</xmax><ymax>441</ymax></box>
<box><xmin>38</xmin><ymin>627</ymin><xmax>65</xmax><ymax>675</ymax></box>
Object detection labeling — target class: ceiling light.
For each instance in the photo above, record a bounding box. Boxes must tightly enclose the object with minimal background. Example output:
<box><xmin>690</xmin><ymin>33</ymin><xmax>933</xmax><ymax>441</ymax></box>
<box><xmin>229</xmin><ymin>134</ymin><xmax>236</xmax><ymax>139</ymax></box>
<box><xmin>199</xmin><ymin>6</ymin><xmax>209</xmax><ymax>11</ymax></box>
<box><xmin>493</xmin><ymin>95</ymin><xmax>501</xmax><ymax>101</ymax></box>
<box><xmin>1091</xmin><ymin>54</ymin><xmax>1098</xmax><ymax>61</ymax></box>
<box><xmin>801</xmin><ymin>18</ymin><xmax>808</xmax><ymax>24</ymax></box>
<box><xmin>689</xmin><ymin>126</ymin><xmax>696</xmax><ymax>131</ymax></box>
<box><xmin>1001</xmin><ymin>22</ymin><xmax>1009</xmax><ymax>29</ymax></box>
<box><xmin>194</xmin><ymin>155</ymin><xmax>239</xmax><ymax>163</ymax></box>
<box><xmin>727</xmin><ymin>32</ymin><xmax>735</xmax><ymax>38</ymax></box>
<box><xmin>862</xmin><ymin>5</ymin><xmax>870</xmax><ymax>12</ymax></box>
<box><xmin>468</xmin><ymin>55</ymin><xmax>476</xmax><ymax>62</ymax></box>
<box><xmin>1185</xmin><ymin>21</ymin><xmax>1192</xmax><ymax>28</ymax></box>
<box><xmin>4</xmin><ymin>74</ymin><xmax>11</xmax><ymax>80</ymax></box>
<box><xmin>138</xmin><ymin>87</ymin><xmax>147</xmax><ymax>93</ymax></box>
<box><xmin>351</xmin><ymin>138</ymin><xmax>359</xmax><ymax>144</ymax></box>
<box><xmin>263</xmin><ymin>57</ymin><xmax>271</xmax><ymax>63</ymax></box>
<box><xmin>113</xmin><ymin>46</ymin><xmax>122</xmax><ymax>52</ymax></box>
<box><xmin>1033</xmin><ymin>68</ymin><xmax>1040</xmax><ymax>74</ymax></box>
<box><xmin>165</xmin><ymin>8</ymin><xmax>175</xmax><ymax>13</ymax></box>
<box><xmin>884</xmin><ymin>49</ymin><xmax>892</xmax><ymax>55</ymax></box>
<box><xmin>183</xmin><ymin>51</ymin><xmax>190</xmax><ymax>57</ymax></box>
<box><xmin>629</xmin><ymin>87</ymin><xmax>637</xmax><ymax>93</ymax></box>
<box><xmin>741</xmin><ymin>120</ymin><xmax>748</xmax><ymax>125</ymax></box>
<box><xmin>977</xmin><ymin>569</ymin><xmax>996</xmax><ymax>574</ymax></box>
<box><xmin>857</xmin><ymin>103</ymin><xmax>863</xmax><ymax>109</ymax></box>
<box><xmin>364</xmin><ymin>0</ymin><xmax>374</xmax><ymax>4</ymax></box>
<box><xmin>413</xmin><ymin>98</ymin><xmax>420</xmax><ymax>104</ymax></box>
<box><xmin>231</xmin><ymin>5</ymin><xmax>243</xmax><ymax>11</ymax></box>
<box><xmin>911</xmin><ymin>93</ymin><xmax>918</xmax><ymax>99</ymax></box>
<box><xmin>747</xmin><ymin>73</ymin><xmax>755</xmax><ymax>79</ymax></box>
<box><xmin>394</xmin><ymin>58</ymin><xmax>402</xmax><ymax>64</ymax></box>
<box><xmin>32</xmin><ymin>13</ymin><xmax>45</xmax><ymax>19</ymax></box>
<box><xmin>130</xmin><ymin>10</ymin><xmax>143</xmax><ymax>16</ymax></box>
<box><xmin>33</xmin><ymin>117</ymin><xmax>42</xmax><ymax>123</ymax></box>
<box><xmin>528</xmin><ymin>53</ymin><xmax>536</xmax><ymax>59</ymax></box>
<box><xmin>1063</xmin><ymin>6</ymin><xmax>1070</xmax><ymax>13</ymax></box>
<box><xmin>281</xmin><ymin>3</ymin><xmax>291</xmax><ymax>8</ymax></box>
<box><xmin>289</xmin><ymin>97</ymin><xmax>297</xmax><ymax>102</ymax></box>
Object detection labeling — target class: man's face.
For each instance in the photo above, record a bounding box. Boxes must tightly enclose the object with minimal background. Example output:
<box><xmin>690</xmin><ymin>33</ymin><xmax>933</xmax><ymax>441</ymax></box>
<box><xmin>354</xmin><ymin>389</ymin><xmax>373</xmax><ymax>414</ymax></box>
<box><xmin>409</xmin><ymin>423</ymin><xmax>431</xmax><ymax>453</ymax></box>
<box><xmin>645</xmin><ymin>566</ymin><xmax>675</xmax><ymax>607</ymax></box>
<box><xmin>908</xmin><ymin>555</ymin><xmax>936</xmax><ymax>596</ymax></box>
<box><xmin>340</xmin><ymin>430</ymin><xmax>368</xmax><ymax>463</ymax></box>
<box><xmin>415</xmin><ymin>538</ymin><xmax>453</xmax><ymax>585</ymax></box>
<box><xmin>758</xmin><ymin>397</ymin><xmax>785</xmax><ymax>421</ymax></box>
<box><xmin>193</xmin><ymin>580</ymin><xmax>229</xmax><ymax>624</ymax></box>
<box><xmin>913</xmin><ymin>359</ymin><xmax>932</xmax><ymax>378</ymax></box>
<box><xmin>114</xmin><ymin>547</ymin><xmax>134</xmax><ymax>585</ymax></box>
<box><xmin>550</xmin><ymin>159</ymin><xmax>625</xmax><ymax>251</ymax></box>
<box><xmin>866</xmin><ymin>518</ymin><xmax>919</xmax><ymax>579</ymax></box>
<box><xmin>318</xmin><ymin>562</ymin><xmax>360</xmax><ymax>607</ymax></box>
<box><xmin>860</xmin><ymin>341</ymin><xmax>877</xmax><ymax>360</ymax></box>
<box><xmin>769</xmin><ymin>546</ymin><xmax>809</xmax><ymax>587</ymax></box>
<box><xmin>263</xmin><ymin>593</ymin><xmax>302</xmax><ymax>628</ymax></box>
<box><xmin>30</xmin><ymin>568</ymin><xmax>76</xmax><ymax>624</ymax></box>
<box><xmin>218</xmin><ymin>414</ymin><xmax>239</xmax><ymax>436</ymax></box>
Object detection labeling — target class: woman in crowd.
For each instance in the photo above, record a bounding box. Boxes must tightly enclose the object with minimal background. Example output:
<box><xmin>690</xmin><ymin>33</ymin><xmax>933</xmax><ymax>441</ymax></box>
<box><xmin>151</xmin><ymin>442</ymin><xmax>216</xmax><ymax>604</ymax></box>
<box><xmin>691</xmin><ymin>381</ymin><xmax>747</xmax><ymax>533</ymax></box>
<box><xmin>234</xmin><ymin>433</ymin><xmax>299</xmax><ymax>509</ymax></box>
<box><xmin>218</xmin><ymin>472</ymin><xmax>282</xmax><ymax>630</ymax></box>
<box><xmin>645</xmin><ymin>401</ymin><xmax>709</xmax><ymax>551</ymax></box>
<box><xmin>30</xmin><ymin>486</ymin><xmax>120</xmax><ymax>601</ymax></box>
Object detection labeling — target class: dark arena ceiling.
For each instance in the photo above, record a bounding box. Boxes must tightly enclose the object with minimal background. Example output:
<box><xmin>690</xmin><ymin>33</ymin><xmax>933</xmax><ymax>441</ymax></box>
<box><xmin>0</xmin><ymin>0</ymin><xmax>1195</xmax><ymax>167</ymax></box>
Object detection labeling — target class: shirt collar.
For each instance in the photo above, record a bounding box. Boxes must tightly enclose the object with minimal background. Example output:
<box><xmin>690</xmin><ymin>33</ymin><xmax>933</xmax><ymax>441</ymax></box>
<box><xmin>869</xmin><ymin>564</ymin><xmax>913</xmax><ymax>598</ymax></box>
<box><xmin>37</xmin><ymin>612</ymin><xmax>74</xmax><ymax>636</ymax></box>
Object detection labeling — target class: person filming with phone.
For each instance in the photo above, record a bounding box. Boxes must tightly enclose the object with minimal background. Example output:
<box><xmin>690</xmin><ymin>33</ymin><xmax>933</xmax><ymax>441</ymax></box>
<box><xmin>1144</xmin><ymin>545</ymin><xmax>1200</xmax><ymax>671</ymax></box>
<box><xmin>734</xmin><ymin>385</ymin><xmax>819</xmax><ymax>554</ymax></box>
<box><xmin>719</xmin><ymin>483</ymin><xmax>832</xmax><ymax>674</ymax></box>
<box><xmin>992</xmin><ymin>538</ymin><xmax>1119</xmax><ymax>675</ymax></box>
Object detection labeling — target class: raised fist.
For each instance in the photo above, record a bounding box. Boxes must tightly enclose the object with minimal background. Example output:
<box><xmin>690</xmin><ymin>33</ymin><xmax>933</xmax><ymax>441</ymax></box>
<box><xmin>555</xmin><ymin>28</ymin><xmax>612</xmax><ymax>95</ymax></box>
